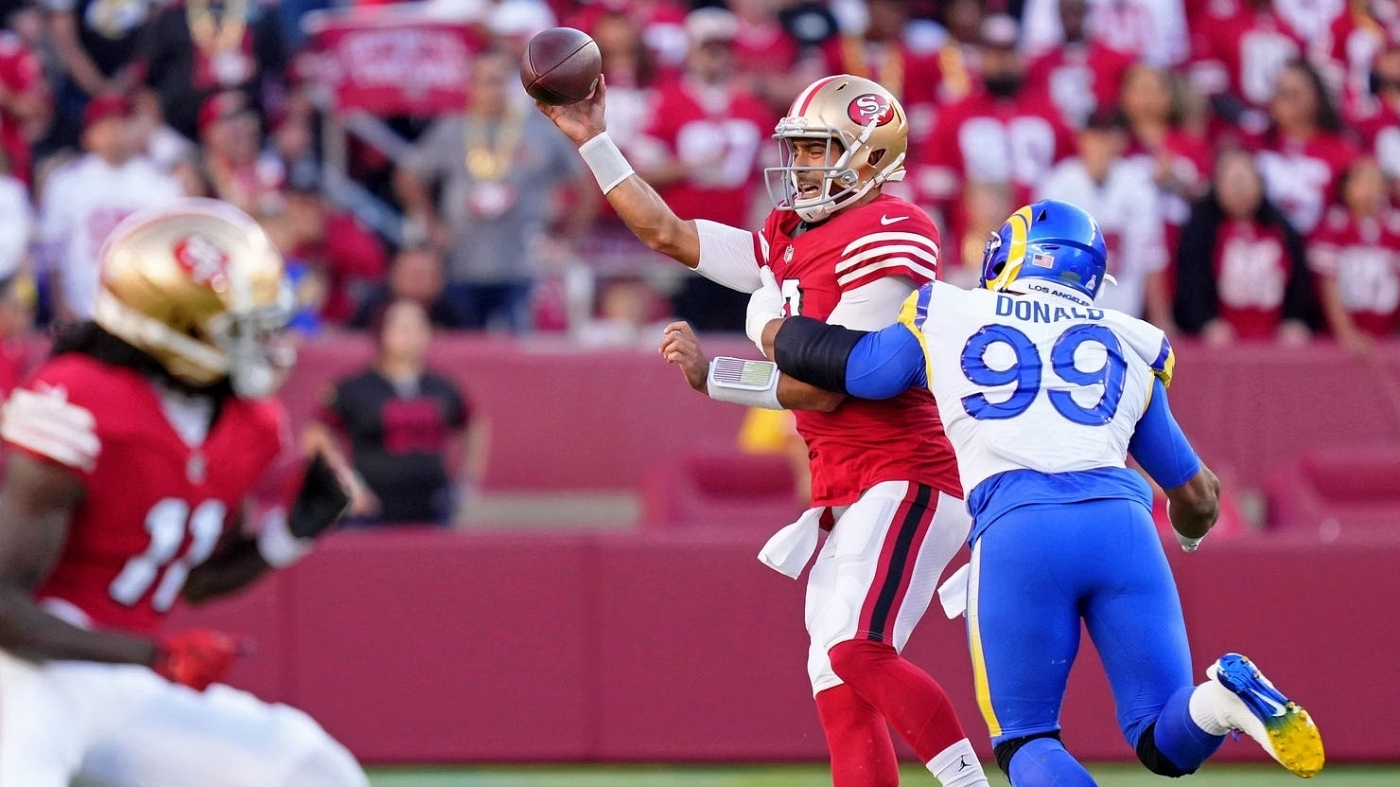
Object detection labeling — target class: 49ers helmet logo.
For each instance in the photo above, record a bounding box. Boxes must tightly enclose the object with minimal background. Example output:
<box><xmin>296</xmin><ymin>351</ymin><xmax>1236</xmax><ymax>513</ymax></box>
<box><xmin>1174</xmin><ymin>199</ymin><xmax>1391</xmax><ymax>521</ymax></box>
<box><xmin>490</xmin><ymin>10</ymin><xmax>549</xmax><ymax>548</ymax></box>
<box><xmin>847</xmin><ymin>93</ymin><xmax>894</xmax><ymax>127</ymax></box>
<box><xmin>173</xmin><ymin>234</ymin><xmax>230</xmax><ymax>289</ymax></box>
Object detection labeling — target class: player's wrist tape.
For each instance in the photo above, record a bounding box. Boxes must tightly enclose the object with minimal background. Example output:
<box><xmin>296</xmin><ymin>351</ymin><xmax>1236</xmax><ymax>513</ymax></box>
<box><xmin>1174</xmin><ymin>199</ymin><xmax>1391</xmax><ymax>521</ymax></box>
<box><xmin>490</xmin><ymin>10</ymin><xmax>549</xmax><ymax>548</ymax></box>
<box><xmin>707</xmin><ymin>357</ymin><xmax>782</xmax><ymax>409</ymax></box>
<box><xmin>256</xmin><ymin>508</ymin><xmax>313</xmax><ymax>568</ymax></box>
<box><xmin>1174</xmin><ymin>529</ymin><xmax>1205</xmax><ymax>553</ymax></box>
<box><xmin>579</xmin><ymin>133</ymin><xmax>634</xmax><ymax>194</ymax></box>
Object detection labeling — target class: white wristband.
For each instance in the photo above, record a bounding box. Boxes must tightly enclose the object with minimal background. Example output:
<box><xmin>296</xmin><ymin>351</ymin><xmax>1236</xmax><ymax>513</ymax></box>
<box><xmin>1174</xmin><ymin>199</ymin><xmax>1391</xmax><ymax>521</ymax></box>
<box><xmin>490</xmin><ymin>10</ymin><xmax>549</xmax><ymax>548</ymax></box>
<box><xmin>707</xmin><ymin>357</ymin><xmax>782</xmax><ymax>409</ymax></box>
<box><xmin>578</xmin><ymin>133</ymin><xmax>635</xmax><ymax>194</ymax></box>
<box><xmin>256</xmin><ymin>507</ymin><xmax>313</xmax><ymax>568</ymax></box>
<box><xmin>1175</xmin><ymin>529</ymin><xmax>1205</xmax><ymax>553</ymax></box>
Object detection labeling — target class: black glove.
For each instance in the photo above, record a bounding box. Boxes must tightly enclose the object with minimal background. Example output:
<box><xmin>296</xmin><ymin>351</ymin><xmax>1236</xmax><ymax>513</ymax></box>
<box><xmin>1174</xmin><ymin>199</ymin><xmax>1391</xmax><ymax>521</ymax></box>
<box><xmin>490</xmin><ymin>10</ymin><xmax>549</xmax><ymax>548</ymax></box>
<box><xmin>288</xmin><ymin>452</ymin><xmax>352</xmax><ymax>539</ymax></box>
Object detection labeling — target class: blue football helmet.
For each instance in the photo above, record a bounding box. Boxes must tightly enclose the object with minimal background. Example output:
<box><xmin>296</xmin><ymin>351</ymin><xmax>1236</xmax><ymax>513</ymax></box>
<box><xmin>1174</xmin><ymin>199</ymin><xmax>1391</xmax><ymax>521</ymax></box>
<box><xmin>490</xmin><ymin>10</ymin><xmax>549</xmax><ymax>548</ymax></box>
<box><xmin>979</xmin><ymin>199</ymin><xmax>1111</xmax><ymax>301</ymax></box>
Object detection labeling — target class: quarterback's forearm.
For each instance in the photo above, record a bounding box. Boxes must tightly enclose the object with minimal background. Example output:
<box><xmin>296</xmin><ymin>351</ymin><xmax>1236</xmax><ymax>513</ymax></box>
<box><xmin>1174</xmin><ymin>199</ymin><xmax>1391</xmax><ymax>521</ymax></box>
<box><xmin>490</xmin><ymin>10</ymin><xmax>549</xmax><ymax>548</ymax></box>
<box><xmin>181</xmin><ymin>535</ymin><xmax>272</xmax><ymax>605</ymax></box>
<box><xmin>0</xmin><ymin>588</ymin><xmax>156</xmax><ymax>665</ymax></box>
<box><xmin>602</xmin><ymin>173</ymin><xmax>702</xmax><ymax>267</ymax></box>
<box><xmin>575</xmin><ymin>133</ymin><xmax>703</xmax><ymax>268</ymax></box>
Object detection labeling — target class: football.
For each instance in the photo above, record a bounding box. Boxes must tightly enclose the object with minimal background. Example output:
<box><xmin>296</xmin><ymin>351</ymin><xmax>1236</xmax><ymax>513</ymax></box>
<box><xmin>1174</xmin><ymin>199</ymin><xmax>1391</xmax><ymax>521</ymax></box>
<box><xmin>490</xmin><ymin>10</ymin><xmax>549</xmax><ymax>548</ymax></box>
<box><xmin>519</xmin><ymin>27</ymin><xmax>602</xmax><ymax>106</ymax></box>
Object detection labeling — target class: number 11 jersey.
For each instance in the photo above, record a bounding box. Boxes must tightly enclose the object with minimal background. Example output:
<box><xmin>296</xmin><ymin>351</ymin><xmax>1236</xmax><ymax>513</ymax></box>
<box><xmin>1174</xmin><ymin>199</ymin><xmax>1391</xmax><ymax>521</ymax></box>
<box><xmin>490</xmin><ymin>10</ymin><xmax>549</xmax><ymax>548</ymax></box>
<box><xmin>2</xmin><ymin>353</ymin><xmax>286</xmax><ymax>634</ymax></box>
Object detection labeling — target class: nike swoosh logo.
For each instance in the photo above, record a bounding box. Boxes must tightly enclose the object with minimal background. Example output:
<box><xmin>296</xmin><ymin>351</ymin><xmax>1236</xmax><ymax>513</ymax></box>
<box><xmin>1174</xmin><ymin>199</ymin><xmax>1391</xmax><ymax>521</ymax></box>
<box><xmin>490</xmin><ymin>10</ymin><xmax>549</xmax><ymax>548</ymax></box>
<box><xmin>880</xmin><ymin>215</ymin><xmax>909</xmax><ymax>225</ymax></box>
<box><xmin>1254</xmin><ymin>691</ymin><xmax>1289</xmax><ymax>717</ymax></box>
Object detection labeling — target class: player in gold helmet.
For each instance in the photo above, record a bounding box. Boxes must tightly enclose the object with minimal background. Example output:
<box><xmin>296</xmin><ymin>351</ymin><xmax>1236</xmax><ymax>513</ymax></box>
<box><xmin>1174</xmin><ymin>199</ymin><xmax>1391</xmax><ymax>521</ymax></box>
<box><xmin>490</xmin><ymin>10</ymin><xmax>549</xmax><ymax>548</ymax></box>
<box><xmin>0</xmin><ymin>198</ymin><xmax>366</xmax><ymax>787</ymax></box>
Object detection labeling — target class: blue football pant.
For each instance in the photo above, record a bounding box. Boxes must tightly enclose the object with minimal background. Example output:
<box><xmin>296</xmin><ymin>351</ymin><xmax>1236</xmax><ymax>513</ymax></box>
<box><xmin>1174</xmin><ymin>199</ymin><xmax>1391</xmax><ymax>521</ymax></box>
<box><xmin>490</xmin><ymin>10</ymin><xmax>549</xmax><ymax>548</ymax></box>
<box><xmin>966</xmin><ymin>498</ymin><xmax>1194</xmax><ymax>749</ymax></box>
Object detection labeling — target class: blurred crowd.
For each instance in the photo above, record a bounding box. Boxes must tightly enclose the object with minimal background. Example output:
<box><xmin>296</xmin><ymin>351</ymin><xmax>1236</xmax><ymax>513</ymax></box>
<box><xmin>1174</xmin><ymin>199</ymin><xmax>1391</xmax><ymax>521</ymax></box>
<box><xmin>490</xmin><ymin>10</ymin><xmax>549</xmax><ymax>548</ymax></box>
<box><xmin>1</xmin><ymin>0</ymin><xmax>1399</xmax><ymax>365</ymax></box>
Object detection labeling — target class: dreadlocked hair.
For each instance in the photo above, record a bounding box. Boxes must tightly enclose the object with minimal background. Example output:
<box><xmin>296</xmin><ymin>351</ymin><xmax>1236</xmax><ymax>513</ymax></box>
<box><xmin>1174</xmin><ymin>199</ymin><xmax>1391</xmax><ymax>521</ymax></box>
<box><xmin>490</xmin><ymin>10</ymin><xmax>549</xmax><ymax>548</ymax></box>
<box><xmin>49</xmin><ymin>322</ymin><xmax>235</xmax><ymax>402</ymax></box>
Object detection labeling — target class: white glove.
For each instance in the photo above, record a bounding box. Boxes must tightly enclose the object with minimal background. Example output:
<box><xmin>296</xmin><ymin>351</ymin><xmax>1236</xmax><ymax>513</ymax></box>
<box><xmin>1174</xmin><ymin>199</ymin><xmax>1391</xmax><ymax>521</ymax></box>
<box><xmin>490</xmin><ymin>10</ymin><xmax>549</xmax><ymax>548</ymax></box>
<box><xmin>746</xmin><ymin>266</ymin><xmax>785</xmax><ymax>356</ymax></box>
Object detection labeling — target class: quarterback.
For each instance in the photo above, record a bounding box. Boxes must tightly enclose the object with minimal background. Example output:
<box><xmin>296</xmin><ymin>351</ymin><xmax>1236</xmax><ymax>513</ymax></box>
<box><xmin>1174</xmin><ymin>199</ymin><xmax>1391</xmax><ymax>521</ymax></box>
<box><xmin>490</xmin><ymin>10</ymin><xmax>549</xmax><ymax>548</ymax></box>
<box><xmin>750</xmin><ymin>200</ymin><xmax>1325</xmax><ymax>785</ymax></box>
<box><xmin>539</xmin><ymin>76</ymin><xmax>988</xmax><ymax>787</ymax></box>
<box><xmin>0</xmin><ymin>200</ymin><xmax>367</xmax><ymax>787</ymax></box>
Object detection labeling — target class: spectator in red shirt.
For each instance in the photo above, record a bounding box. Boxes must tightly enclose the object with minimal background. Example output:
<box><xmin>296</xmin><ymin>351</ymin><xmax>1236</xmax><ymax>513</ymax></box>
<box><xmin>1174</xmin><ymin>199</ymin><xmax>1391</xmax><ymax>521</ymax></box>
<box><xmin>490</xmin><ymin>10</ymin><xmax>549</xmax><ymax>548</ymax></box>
<box><xmin>0</xmin><ymin>30</ymin><xmax>50</xmax><ymax>185</ymax></box>
<box><xmin>1353</xmin><ymin>42</ymin><xmax>1400</xmax><ymax>190</ymax></box>
<box><xmin>1321</xmin><ymin>0</ymin><xmax>1396</xmax><ymax>119</ymax></box>
<box><xmin>822</xmin><ymin>0</ymin><xmax>943</xmax><ymax>157</ymax></box>
<box><xmin>728</xmin><ymin>0</ymin><xmax>813</xmax><ymax>115</ymax></box>
<box><xmin>1250</xmin><ymin>59</ymin><xmax>1360</xmax><ymax>236</ymax></box>
<box><xmin>920</xmin><ymin>15</ymin><xmax>1074</xmax><ymax>271</ymax></box>
<box><xmin>1310</xmin><ymin>156</ymin><xmax>1400</xmax><ymax>351</ymax></box>
<box><xmin>1188</xmin><ymin>0</ymin><xmax>1306</xmax><ymax>132</ymax></box>
<box><xmin>1120</xmin><ymin>64</ymin><xmax>1212</xmax><ymax>250</ymax></box>
<box><xmin>194</xmin><ymin>90</ymin><xmax>286</xmax><ymax>220</ymax></box>
<box><xmin>1024</xmin><ymin>0</ymin><xmax>1135</xmax><ymax>129</ymax></box>
<box><xmin>265</xmin><ymin>178</ymin><xmax>389</xmax><ymax>326</ymax></box>
<box><xmin>1175</xmin><ymin>147</ymin><xmax>1318</xmax><ymax>345</ymax></box>
<box><xmin>632</xmin><ymin>7</ymin><xmax>774</xmax><ymax>331</ymax></box>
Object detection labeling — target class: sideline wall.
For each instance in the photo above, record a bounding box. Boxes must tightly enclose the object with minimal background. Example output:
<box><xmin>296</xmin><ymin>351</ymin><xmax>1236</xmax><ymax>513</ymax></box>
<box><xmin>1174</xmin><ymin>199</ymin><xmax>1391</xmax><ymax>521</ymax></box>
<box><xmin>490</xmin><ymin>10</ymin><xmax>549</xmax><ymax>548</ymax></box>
<box><xmin>169</xmin><ymin>530</ymin><xmax>1399</xmax><ymax>764</ymax></box>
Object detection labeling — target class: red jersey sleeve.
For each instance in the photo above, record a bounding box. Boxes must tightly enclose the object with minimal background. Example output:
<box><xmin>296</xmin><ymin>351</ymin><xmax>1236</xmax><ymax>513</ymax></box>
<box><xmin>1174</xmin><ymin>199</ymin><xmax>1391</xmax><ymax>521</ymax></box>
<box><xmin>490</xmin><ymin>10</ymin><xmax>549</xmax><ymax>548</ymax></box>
<box><xmin>0</xmin><ymin>359</ymin><xmax>107</xmax><ymax>475</ymax></box>
<box><xmin>834</xmin><ymin>203</ymin><xmax>941</xmax><ymax>291</ymax></box>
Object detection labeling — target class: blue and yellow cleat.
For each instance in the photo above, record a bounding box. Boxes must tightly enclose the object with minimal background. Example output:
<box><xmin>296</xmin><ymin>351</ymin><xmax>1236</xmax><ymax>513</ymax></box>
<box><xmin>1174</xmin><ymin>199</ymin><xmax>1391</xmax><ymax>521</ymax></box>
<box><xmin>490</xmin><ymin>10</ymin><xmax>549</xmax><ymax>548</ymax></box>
<box><xmin>1207</xmin><ymin>653</ymin><xmax>1325</xmax><ymax>778</ymax></box>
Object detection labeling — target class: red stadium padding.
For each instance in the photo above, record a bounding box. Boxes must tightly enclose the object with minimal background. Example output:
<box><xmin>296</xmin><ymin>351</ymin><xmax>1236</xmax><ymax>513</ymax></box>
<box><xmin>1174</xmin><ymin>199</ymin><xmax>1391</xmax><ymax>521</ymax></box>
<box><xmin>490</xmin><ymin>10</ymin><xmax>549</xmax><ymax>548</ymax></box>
<box><xmin>640</xmin><ymin>446</ymin><xmax>805</xmax><ymax>530</ymax></box>
<box><xmin>270</xmin><ymin>336</ymin><xmax>1400</xmax><ymax>498</ymax></box>
<box><xmin>167</xmin><ymin>527</ymin><xmax>1400</xmax><ymax>765</ymax></box>
<box><xmin>1263</xmin><ymin>444</ymin><xmax>1400</xmax><ymax>540</ymax></box>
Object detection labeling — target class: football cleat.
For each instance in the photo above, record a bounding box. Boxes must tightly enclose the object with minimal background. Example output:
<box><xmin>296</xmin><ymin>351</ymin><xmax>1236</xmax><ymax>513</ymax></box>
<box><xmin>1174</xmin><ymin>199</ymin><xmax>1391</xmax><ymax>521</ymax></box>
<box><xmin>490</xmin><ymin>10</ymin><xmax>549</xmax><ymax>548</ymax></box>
<box><xmin>1206</xmin><ymin>653</ymin><xmax>1325</xmax><ymax>778</ymax></box>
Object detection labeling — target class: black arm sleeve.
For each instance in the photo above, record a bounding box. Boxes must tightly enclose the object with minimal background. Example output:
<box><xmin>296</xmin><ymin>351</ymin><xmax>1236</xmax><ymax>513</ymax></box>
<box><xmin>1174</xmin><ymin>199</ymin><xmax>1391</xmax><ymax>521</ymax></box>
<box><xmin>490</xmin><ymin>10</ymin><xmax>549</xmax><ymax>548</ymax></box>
<box><xmin>772</xmin><ymin>316</ymin><xmax>868</xmax><ymax>395</ymax></box>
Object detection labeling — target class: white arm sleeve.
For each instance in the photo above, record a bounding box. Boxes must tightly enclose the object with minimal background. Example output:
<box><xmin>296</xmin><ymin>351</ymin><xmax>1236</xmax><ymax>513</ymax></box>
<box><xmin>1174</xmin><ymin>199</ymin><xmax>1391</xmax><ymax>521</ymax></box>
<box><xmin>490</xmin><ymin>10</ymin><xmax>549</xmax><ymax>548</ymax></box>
<box><xmin>695</xmin><ymin>219</ymin><xmax>765</xmax><ymax>294</ymax></box>
<box><xmin>0</xmin><ymin>179</ymin><xmax>32</xmax><ymax>279</ymax></box>
<box><xmin>826</xmin><ymin>276</ymin><xmax>918</xmax><ymax>331</ymax></box>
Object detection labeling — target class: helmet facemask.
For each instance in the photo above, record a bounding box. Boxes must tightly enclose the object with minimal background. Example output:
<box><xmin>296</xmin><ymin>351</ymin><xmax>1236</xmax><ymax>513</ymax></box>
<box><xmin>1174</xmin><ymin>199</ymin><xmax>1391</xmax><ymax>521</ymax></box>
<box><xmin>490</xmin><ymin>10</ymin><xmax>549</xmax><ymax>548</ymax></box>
<box><xmin>207</xmin><ymin>282</ymin><xmax>296</xmax><ymax>399</ymax></box>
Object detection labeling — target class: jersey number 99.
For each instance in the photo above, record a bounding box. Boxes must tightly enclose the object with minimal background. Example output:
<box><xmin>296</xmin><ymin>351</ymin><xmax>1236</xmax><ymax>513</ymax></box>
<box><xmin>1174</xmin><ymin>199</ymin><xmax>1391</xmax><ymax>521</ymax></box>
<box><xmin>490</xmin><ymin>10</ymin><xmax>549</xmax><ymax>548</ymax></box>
<box><xmin>960</xmin><ymin>324</ymin><xmax>1127</xmax><ymax>425</ymax></box>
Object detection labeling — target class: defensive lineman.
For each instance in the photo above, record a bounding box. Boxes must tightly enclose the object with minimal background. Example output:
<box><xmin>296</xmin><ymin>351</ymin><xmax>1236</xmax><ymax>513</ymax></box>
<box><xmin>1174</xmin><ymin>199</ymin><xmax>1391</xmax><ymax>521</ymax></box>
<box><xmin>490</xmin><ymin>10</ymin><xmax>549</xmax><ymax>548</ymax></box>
<box><xmin>750</xmin><ymin>199</ymin><xmax>1325</xmax><ymax>785</ymax></box>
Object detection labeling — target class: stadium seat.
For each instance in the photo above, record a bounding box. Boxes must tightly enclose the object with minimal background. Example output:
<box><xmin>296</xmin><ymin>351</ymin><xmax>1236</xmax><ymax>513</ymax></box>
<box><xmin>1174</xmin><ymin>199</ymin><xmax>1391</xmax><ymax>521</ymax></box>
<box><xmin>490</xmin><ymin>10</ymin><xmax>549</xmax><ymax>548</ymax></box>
<box><xmin>1263</xmin><ymin>445</ymin><xmax>1400</xmax><ymax>541</ymax></box>
<box><xmin>639</xmin><ymin>446</ymin><xmax>805</xmax><ymax>530</ymax></box>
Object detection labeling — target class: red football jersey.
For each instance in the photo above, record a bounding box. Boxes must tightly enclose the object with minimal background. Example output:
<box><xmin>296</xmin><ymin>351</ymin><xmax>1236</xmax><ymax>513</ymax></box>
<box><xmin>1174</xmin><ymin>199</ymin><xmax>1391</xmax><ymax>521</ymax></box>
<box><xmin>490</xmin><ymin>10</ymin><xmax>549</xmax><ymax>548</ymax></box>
<box><xmin>3</xmin><ymin>354</ymin><xmax>286</xmax><ymax>634</ymax></box>
<box><xmin>1248</xmin><ymin>131</ymin><xmax>1359</xmax><ymax>235</ymax></box>
<box><xmin>639</xmin><ymin>77</ymin><xmax>775</xmax><ymax>228</ymax></box>
<box><xmin>1309</xmin><ymin>206</ymin><xmax>1400</xmax><ymax>337</ymax></box>
<box><xmin>1212</xmin><ymin>219</ymin><xmax>1293</xmax><ymax>338</ymax></box>
<box><xmin>754</xmin><ymin>193</ymin><xmax>962</xmax><ymax>506</ymax></box>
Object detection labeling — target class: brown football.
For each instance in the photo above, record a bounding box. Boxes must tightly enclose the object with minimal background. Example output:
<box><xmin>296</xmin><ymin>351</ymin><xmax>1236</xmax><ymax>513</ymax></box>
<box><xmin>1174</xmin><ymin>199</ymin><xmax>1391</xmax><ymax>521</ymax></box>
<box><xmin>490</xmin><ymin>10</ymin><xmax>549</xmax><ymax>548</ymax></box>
<box><xmin>520</xmin><ymin>27</ymin><xmax>602</xmax><ymax>106</ymax></box>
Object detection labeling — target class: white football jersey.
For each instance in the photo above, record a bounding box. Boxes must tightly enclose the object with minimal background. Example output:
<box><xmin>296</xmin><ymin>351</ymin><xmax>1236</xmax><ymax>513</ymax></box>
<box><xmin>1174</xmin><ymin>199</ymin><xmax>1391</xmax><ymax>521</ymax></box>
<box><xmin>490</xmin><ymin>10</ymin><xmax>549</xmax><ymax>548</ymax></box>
<box><xmin>901</xmin><ymin>281</ymin><xmax>1174</xmax><ymax>495</ymax></box>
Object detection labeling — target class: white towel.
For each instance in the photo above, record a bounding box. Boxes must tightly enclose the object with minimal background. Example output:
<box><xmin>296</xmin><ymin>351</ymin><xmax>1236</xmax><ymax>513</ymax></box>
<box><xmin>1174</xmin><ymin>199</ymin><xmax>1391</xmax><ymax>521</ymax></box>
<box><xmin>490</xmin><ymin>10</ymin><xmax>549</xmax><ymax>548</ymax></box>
<box><xmin>757</xmin><ymin>507</ymin><xmax>824</xmax><ymax>579</ymax></box>
<box><xmin>937</xmin><ymin>563</ymin><xmax>971</xmax><ymax>619</ymax></box>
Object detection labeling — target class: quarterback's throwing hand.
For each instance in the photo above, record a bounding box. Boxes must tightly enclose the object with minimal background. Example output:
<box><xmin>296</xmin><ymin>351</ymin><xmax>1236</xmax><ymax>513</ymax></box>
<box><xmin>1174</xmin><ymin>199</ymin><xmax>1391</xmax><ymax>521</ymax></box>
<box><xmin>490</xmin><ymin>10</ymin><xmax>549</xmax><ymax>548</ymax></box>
<box><xmin>534</xmin><ymin>73</ymin><xmax>608</xmax><ymax>147</ymax></box>
<box><xmin>660</xmin><ymin>321</ymin><xmax>709</xmax><ymax>393</ymax></box>
<box><xmin>154</xmin><ymin>629</ymin><xmax>240</xmax><ymax>691</ymax></box>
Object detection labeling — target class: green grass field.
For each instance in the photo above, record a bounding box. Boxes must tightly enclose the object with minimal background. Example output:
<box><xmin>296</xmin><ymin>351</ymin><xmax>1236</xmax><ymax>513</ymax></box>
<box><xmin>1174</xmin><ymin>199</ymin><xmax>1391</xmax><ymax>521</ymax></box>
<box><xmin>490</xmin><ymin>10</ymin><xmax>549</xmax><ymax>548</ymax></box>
<box><xmin>367</xmin><ymin>763</ymin><xmax>1399</xmax><ymax>786</ymax></box>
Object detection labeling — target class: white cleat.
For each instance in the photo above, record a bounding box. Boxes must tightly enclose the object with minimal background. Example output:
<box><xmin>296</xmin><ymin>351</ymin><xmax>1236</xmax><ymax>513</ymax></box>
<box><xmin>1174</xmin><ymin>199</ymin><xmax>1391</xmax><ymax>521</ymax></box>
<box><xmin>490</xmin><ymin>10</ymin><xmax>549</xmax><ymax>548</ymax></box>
<box><xmin>1206</xmin><ymin>653</ymin><xmax>1325</xmax><ymax>778</ymax></box>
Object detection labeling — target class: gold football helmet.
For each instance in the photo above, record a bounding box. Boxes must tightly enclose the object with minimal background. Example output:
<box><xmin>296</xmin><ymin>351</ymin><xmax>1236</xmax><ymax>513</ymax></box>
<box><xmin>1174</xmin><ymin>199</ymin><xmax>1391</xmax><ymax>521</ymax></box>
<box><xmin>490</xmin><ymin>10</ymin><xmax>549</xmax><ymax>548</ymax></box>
<box><xmin>764</xmin><ymin>75</ymin><xmax>909</xmax><ymax>223</ymax></box>
<box><xmin>94</xmin><ymin>198</ymin><xmax>295</xmax><ymax>398</ymax></box>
